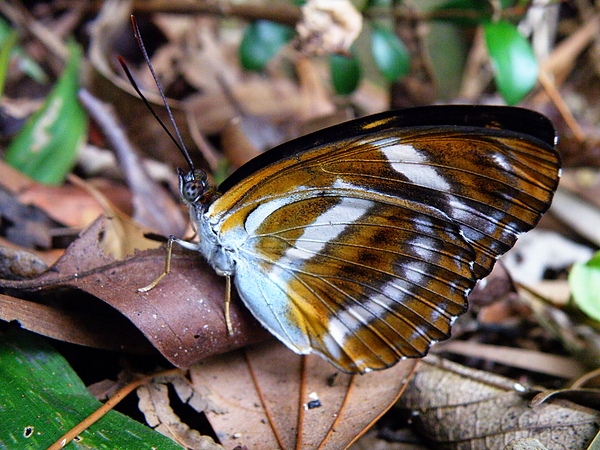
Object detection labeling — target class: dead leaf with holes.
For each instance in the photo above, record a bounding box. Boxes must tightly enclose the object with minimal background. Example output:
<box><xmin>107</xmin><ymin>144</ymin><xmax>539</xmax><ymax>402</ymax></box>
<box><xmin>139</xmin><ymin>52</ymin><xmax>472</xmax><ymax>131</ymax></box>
<box><xmin>137</xmin><ymin>374</ymin><xmax>222</xmax><ymax>450</ymax></box>
<box><xmin>398</xmin><ymin>355</ymin><xmax>600</xmax><ymax>449</ymax></box>
<box><xmin>137</xmin><ymin>340</ymin><xmax>416</xmax><ymax>449</ymax></box>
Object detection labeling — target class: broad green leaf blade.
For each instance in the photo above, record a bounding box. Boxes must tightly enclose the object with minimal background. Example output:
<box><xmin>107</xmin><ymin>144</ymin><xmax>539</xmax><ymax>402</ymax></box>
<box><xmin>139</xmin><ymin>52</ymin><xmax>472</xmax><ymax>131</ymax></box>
<box><xmin>370</xmin><ymin>24</ymin><xmax>410</xmax><ymax>83</ymax></box>
<box><xmin>4</xmin><ymin>41</ymin><xmax>88</xmax><ymax>185</ymax></box>
<box><xmin>330</xmin><ymin>52</ymin><xmax>361</xmax><ymax>95</ymax></box>
<box><xmin>484</xmin><ymin>20</ymin><xmax>538</xmax><ymax>105</ymax></box>
<box><xmin>239</xmin><ymin>20</ymin><xmax>295</xmax><ymax>71</ymax></box>
<box><xmin>569</xmin><ymin>252</ymin><xmax>600</xmax><ymax>322</ymax></box>
<box><xmin>0</xmin><ymin>329</ymin><xmax>182</xmax><ymax>449</ymax></box>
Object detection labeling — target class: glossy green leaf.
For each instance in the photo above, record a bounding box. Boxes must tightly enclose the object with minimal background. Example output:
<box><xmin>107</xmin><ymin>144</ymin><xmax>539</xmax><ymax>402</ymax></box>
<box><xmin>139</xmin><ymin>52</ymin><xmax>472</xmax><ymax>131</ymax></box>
<box><xmin>4</xmin><ymin>41</ymin><xmax>87</xmax><ymax>185</ymax></box>
<box><xmin>0</xmin><ymin>329</ymin><xmax>182</xmax><ymax>449</ymax></box>
<box><xmin>239</xmin><ymin>20</ymin><xmax>295</xmax><ymax>71</ymax></box>
<box><xmin>330</xmin><ymin>52</ymin><xmax>361</xmax><ymax>95</ymax></box>
<box><xmin>371</xmin><ymin>24</ymin><xmax>410</xmax><ymax>83</ymax></box>
<box><xmin>484</xmin><ymin>20</ymin><xmax>538</xmax><ymax>105</ymax></box>
<box><xmin>569</xmin><ymin>252</ymin><xmax>600</xmax><ymax>322</ymax></box>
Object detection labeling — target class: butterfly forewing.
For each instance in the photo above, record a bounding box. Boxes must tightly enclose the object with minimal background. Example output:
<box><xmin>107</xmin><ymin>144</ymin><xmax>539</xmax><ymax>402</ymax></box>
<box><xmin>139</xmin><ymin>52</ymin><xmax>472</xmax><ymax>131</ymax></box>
<box><xmin>205</xmin><ymin>107</ymin><xmax>559</xmax><ymax>373</ymax></box>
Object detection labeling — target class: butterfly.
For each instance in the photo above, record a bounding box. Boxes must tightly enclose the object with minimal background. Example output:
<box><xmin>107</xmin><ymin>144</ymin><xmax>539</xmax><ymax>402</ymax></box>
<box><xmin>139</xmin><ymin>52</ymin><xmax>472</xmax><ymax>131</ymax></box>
<box><xmin>156</xmin><ymin>104</ymin><xmax>559</xmax><ymax>374</ymax></box>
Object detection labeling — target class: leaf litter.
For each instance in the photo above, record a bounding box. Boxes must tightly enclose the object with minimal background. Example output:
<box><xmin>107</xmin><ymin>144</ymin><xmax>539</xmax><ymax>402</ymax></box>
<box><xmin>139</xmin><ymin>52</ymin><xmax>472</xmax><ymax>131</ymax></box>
<box><xmin>1</xmin><ymin>1</ymin><xmax>600</xmax><ymax>449</ymax></box>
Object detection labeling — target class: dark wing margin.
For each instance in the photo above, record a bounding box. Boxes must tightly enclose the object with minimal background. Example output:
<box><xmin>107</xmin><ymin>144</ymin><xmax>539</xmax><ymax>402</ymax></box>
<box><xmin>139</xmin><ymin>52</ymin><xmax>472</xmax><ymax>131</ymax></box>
<box><xmin>219</xmin><ymin>105</ymin><xmax>556</xmax><ymax>193</ymax></box>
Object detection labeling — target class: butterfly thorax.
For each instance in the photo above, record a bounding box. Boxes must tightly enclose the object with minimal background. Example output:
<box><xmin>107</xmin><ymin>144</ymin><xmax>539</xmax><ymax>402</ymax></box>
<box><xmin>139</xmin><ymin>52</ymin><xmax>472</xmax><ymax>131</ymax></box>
<box><xmin>178</xmin><ymin>168</ymin><xmax>235</xmax><ymax>276</ymax></box>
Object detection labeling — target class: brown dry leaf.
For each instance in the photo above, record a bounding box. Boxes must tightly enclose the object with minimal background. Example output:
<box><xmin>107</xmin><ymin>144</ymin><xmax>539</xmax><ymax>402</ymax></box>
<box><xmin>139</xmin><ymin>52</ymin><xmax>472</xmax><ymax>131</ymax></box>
<box><xmin>0</xmin><ymin>292</ymin><xmax>153</xmax><ymax>354</ymax></box>
<box><xmin>504</xmin><ymin>438</ymin><xmax>549</xmax><ymax>450</ymax></box>
<box><xmin>137</xmin><ymin>376</ymin><xmax>222</xmax><ymax>450</ymax></box>
<box><xmin>436</xmin><ymin>341</ymin><xmax>586</xmax><ymax>379</ymax></box>
<box><xmin>0</xmin><ymin>215</ymin><xmax>269</xmax><ymax>365</ymax></box>
<box><xmin>189</xmin><ymin>340</ymin><xmax>416</xmax><ymax>449</ymax></box>
<box><xmin>16</xmin><ymin>179</ymin><xmax>107</xmax><ymax>231</ymax></box>
<box><xmin>398</xmin><ymin>356</ymin><xmax>600</xmax><ymax>449</ymax></box>
<box><xmin>467</xmin><ymin>262</ymin><xmax>517</xmax><ymax>309</ymax></box>
<box><xmin>0</xmin><ymin>243</ymin><xmax>50</xmax><ymax>279</ymax></box>
<box><xmin>0</xmin><ymin>181</ymin><xmax>66</xmax><ymax>251</ymax></box>
<box><xmin>152</xmin><ymin>14</ymin><xmax>230</xmax><ymax>95</ymax></box>
<box><xmin>65</xmin><ymin>174</ymin><xmax>162</xmax><ymax>258</ymax></box>
<box><xmin>0</xmin><ymin>160</ymin><xmax>104</xmax><ymax>230</ymax></box>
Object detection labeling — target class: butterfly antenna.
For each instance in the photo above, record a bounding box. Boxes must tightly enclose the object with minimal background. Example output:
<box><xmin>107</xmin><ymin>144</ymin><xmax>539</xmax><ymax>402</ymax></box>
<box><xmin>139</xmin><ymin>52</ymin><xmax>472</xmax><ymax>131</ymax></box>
<box><xmin>117</xmin><ymin>15</ymin><xmax>196</xmax><ymax>172</ymax></box>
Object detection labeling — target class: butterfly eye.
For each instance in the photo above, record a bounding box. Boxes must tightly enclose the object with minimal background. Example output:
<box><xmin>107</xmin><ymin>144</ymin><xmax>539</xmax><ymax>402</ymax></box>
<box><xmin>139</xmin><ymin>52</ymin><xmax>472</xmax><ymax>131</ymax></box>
<box><xmin>179</xmin><ymin>169</ymin><xmax>209</xmax><ymax>204</ymax></box>
<box><xmin>183</xmin><ymin>180</ymin><xmax>204</xmax><ymax>203</ymax></box>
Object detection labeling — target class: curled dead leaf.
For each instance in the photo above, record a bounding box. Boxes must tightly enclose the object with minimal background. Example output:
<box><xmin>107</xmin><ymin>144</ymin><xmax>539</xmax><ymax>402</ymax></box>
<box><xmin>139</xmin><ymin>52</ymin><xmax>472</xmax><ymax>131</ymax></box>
<box><xmin>0</xmin><ymin>215</ymin><xmax>269</xmax><ymax>367</ymax></box>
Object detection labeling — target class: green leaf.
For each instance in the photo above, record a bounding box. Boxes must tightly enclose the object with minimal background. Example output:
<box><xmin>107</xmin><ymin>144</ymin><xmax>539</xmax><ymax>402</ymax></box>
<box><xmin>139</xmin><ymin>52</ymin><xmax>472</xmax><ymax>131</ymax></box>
<box><xmin>330</xmin><ymin>52</ymin><xmax>361</xmax><ymax>95</ymax></box>
<box><xmin>432</xmin><ymin>0</ymin><xmax>514</xmax><ymax>26</ymax></box>
<box><xmin>239</xmin><ymin>20</ymin><xmax>295</xmax><ymax>71</ymax></box>
<box><xmin>365</xmin><ymin>0</ymin><xmax>393</xmax><ymax>7</ymax></box>
<box><xmin>484</xmin><ymin>20</ymin><xmax>538</xmax><ymax>105</ymax></box>
<box><xmin>0</xmin><ymin>29</ymin><xmax>18</xmax><ymax>97</ymax></box>
<box><xmin>370</xmin><ymin>24</ymin><xmax>410</xmax><ymax>83</ymax></box>
<box><xmin>4</xmin><ymin>41</ymin><xmax>87</xmax><ymax>185</ymax></box>
<box><xmin>569</xmin><ymin>252</ymin><xmax>600</xmax><ymax>322</ymax></box>
<box><xmin>0</xmin><ymin>329</ymin><xmax>182</xmax><ymax>449</ymax></box>
<box><xmin>0</xmin><ymin>17</ymin><xmax>47</xmax><ymax>85</ymax></box>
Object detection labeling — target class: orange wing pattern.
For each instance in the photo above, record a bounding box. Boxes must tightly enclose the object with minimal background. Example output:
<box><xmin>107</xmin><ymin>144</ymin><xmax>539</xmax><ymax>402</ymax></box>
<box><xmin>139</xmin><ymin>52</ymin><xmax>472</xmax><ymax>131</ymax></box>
<box><xmin>199</xmin><ymin>107</ymin><xmax>559</xmax><ymax>373</ymax></box>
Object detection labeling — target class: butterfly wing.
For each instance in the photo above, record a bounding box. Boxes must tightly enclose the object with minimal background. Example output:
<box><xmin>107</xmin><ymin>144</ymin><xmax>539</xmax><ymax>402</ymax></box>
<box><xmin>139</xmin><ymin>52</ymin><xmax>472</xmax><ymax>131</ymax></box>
<box><xmin>207</xmin><ymin>107</ymin><xmax>560</xmax><ymax>373</ymax></box>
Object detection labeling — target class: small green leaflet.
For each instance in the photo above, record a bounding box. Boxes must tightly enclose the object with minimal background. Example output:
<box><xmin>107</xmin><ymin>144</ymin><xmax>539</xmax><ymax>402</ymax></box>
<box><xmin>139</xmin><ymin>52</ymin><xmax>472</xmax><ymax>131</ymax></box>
<box><xmin>484</xmin><ymin>20</ymin><xmax>538</xmax><ymax>105</ymax></box>
<box><xmin>570</xmin><ymin>251</ymin><xmax>600</xmax><ymax>322</ymax></box>
<box><xmin>4</xmin><ymin>41</ymin><xmax>88</xmax><ymax>185</ymax></box>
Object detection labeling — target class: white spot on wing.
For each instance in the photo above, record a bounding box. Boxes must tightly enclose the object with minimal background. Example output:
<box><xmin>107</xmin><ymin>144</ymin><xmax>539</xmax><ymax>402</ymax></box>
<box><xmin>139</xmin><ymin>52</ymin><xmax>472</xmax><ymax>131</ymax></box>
<box><xmin>492</xmin><ymin>152</ymin><xmax>513</xmax><ymax>172</ymax></box>
<box><xmin>288</xmin><ymin>196</ymin><xmax>373</xmax><ymax>256</ymax></box>
<box><xmin>245</xmin><ymin>196</ymin><xmax>293</xmax><ymax>235</ymax></box>
<box><xmin>381</xmin><ymin>144</ymin><xmax>451</xmax><ymax>191</ymax></box>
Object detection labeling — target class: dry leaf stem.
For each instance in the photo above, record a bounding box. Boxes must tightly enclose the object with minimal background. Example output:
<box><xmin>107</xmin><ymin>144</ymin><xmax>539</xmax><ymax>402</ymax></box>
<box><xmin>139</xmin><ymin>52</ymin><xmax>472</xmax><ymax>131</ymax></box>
<box><xmin>47</xmin><ymin>369</ymin><xmax>181</xmax><ymax>450</ymax></box>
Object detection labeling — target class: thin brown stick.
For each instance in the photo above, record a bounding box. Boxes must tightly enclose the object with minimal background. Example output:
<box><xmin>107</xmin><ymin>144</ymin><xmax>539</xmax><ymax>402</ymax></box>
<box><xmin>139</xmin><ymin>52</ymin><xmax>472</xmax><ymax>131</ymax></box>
<box><xmin>46</xmin><ymin>370</ymin><xmax>179</xmax><ymax>450</ymax></box>
<box><xmin>538</xmin><ymin>70</ymin><xmax>586</xmax><ymax>143</ymax></box>
<box><xmin>295</xmin><ymin>355</ymin><xmax>307</xmax><ymax>450</ymax></box>
<box><xmin>243</xmin><ymin>349</ymin><xmax>286</xmax><ymax>449</ymax></box>
<box><xmin>318</xmin><ymin>374</ymin><xmax>355</xmax><ymax>449</ymax></box>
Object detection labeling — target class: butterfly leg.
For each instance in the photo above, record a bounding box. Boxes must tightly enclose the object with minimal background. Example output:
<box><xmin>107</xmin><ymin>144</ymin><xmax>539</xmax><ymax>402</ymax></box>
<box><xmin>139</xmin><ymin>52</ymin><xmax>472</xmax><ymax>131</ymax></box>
<box><xmin>138</xmin><ymin>235</ymin><xmax>235</xmax><ymax>336</ymax></box>
<box><xmin>138</xmin><ymin>236</ymin><xmax>178</xmax><ymax>292</ymax></box>
<box><xmin>225</xmin><ymin>274</ymin><xmax>233</xmax><ymax>335</ymax></box>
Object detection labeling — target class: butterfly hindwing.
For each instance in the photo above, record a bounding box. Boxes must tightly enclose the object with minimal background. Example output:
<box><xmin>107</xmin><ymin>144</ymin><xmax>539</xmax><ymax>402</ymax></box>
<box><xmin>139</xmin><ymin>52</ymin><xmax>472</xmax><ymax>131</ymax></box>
<box><xmin>231</xmin><ymin>195</ymin><xmax>475</xmax><ymax>372</ymax></box>
<box><xmin>205</xmin><ymin>107</ymin><xmax>559</xmax><ymax>373</ymax></box>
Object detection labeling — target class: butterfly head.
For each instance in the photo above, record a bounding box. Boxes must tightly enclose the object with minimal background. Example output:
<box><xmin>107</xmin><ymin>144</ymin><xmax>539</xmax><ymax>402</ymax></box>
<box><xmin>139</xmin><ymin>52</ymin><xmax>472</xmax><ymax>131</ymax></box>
<box><xmin>178</xmin><ymin>168</ymin><xmax>217</xmax><ymax>208</ymax></box>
